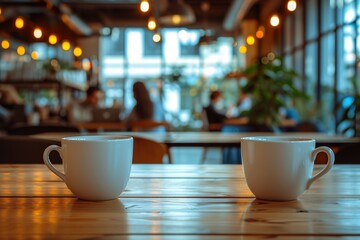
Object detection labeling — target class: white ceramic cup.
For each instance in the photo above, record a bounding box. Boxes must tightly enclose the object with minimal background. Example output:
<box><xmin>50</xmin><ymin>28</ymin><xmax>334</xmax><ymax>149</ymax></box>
<box><xmin>241</xmin><ymin>136</ymin><xmax>335</xmax><ymax>201</ymax></box>
<box><xmin>43</xmin><ymin>135</ymin><xmax>133</xmax><ymax>201</ymax></box>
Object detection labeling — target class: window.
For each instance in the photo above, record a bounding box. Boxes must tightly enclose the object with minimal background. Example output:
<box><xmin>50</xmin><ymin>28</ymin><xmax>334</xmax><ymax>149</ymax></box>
<box><xmin>306</xmin><ymin>0</ymin><xmax>318</xmax><ymax>40</ymax></box>
<box><xmin>321</xmin><ymin>0</ymin><xmax>335</xmax><ymax>33</ymax></box>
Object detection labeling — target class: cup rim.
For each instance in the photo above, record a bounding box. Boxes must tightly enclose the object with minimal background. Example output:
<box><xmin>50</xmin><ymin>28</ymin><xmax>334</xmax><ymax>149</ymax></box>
<box><xmin>241</xmin><ymin>136</ymin><xmax>315</xmax><ymax>143</ymax></box>
<box><xmin>62</xmin><ymin>135</ymin><xmax>133</xmax><ymax>142</ymax></box>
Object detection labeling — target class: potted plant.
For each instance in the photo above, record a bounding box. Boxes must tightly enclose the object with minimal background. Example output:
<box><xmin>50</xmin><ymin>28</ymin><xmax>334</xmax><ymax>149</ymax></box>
<box><xmin>239</xmin><ymin>56</ymin><xmax>308</xmax><ymax>131</ymax></box>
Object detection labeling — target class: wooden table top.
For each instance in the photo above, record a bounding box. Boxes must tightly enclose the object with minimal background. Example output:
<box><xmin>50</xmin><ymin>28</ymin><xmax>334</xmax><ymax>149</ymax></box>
<box><xmin>31</xmin><ymin>131</ymin><xmax>360</xmax><ymax>148</ymax></box>
<box><xmin>1</xmin><ymin>164</ymin><xmax>360</xmax><ymax>239</ymax></box>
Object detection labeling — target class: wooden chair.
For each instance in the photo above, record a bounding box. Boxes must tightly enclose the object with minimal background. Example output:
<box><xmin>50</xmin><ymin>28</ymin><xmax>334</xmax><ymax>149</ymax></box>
<box><xmin>130</xmin><ymin>120</ymin><xmax>171</xmax><ymax>132</ymax></box>
<box><xmin>132</xmin><ymin>136</ymin><xmax>170</xmax><ymax>164</ymax></box>
<box><xmin>131</xmin><ymin>120</ymin><xmax>173</xmax><ymax>163</ymax></box>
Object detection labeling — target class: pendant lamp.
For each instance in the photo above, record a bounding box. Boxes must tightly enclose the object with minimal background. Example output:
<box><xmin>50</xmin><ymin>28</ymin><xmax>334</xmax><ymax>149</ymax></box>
<box><xmin>158</xmin><ymin>0</ymin><xmax>196</xmax><ymax>26</ymax></box>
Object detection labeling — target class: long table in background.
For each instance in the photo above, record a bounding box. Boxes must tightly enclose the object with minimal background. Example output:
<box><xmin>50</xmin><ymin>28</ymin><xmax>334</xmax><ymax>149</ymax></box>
<box><xmin>31</xmin><ymin>131</ymin><xmax>360</xmax><ymax>148</ymax></box>
<box><xmin>1</xmin><ymin>164</ymin><xmax>360</xmax><ymax>239</ymax></box>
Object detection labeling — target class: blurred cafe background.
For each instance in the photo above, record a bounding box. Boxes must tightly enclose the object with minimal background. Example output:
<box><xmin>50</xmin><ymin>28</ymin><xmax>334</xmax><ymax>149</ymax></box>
<box><xmin>0</xmin><ymin>0</ymin><xmax>359</xmax><ymax>137</ymax></box>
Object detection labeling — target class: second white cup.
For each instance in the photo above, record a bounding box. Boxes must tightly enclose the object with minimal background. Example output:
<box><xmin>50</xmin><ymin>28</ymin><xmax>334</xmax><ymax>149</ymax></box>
<box><xmin>241</xmin><ymin>136</ymin><xmax>335</xmax><ymax>201</ymax></box>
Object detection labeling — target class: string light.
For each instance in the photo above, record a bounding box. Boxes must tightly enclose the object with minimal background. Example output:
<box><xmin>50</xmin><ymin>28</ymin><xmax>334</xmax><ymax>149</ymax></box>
<box><xmin>153</xmin><ymin>32</ymin><xmax>161</xmax><ymax>43</ymax></box>
<box><xmin>15</xmin><ymin>17</ymin><xmax>24</xmax><ymax>29</ymax></box>
<box><xmin>256</xmin><ymin>26</ymin><xmax>265</xmax><ymax>39</ymax></box>
<box><xmin>73</xmin><ymin>46</ymin><xmax>82</xmax><ymax>57</ymax></box>
<box><xmin>34</xmin><ymin>28</ymin><xmax>42</xmax><ymax>39</ymax></box>
<box><xmin>148</xmin><ymin>17</ymin><xmax>156</xmax><ymax>30</ymax></box>
<box><xmin>246</xmin><ymin>35</ymin><xmax>255</xmax><ymax>45</ymax></box>
<box><xmin>287</xmin><ymin>0</ymin><xmax>297</xmax><ymax>12</ymax></box>
<box><xmin>31</xmin><ymin>51</ymin><xmax>39</xmax><ymax>60</ymax></box>
<box><xmin>17</xmin><ymin>46</ymin><xmax>26</xmax><ymax>56</ymax></box>
<box><xmin>239</xmin><ymin>45</ymin><xmax>247</xmax><ymax>54</ymax></box>
<box><xmin>62</xmin><ymin>40</ymin><xmax>71</xmax><ymax>51</ymax></box>
<box><xmin>48</xmin><ymin>34</ymin><xmax>58</xmax><ymax>45</ymax></box>
<box><xmin>140</xmin><ymin>0</ymin><xmax>150</xmax><ymax>12</ymax></box>
<box><xmin>1</xmin><ymin>40</ymin><xmax>10</xmax><ymax>49</ymax></box>
<box><xmin>270</xmin><ymin>14</ymin><xmax>280</xmax><ymax>27</ymax></box>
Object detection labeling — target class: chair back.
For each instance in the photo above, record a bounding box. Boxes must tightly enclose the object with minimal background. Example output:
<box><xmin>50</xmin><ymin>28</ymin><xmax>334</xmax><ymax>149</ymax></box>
<box><xmin>130</xmin><ymin>120</ymin><xmax>170</xmax><ymax>132</ymax></box>
<box><xmin>0</xmin><ymin>135</ymin><xmax>61</xmax><ymax>164</ymax></box>
<box><xmin>132</xmin><ymin>136</ymin><xmax>169</xmax><ymax>164</ymax></box>
<box><xmin>201</xmin><ymin>108</ymin><xmax>223</xmax><ymax>132</ymax></box>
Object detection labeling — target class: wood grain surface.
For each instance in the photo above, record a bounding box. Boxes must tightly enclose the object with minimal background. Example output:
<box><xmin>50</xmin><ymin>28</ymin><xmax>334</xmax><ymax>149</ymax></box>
<box><xmin>1</xmin><ymin>164</ymin><xmax>360</xmax><ymax>239</ymax></box>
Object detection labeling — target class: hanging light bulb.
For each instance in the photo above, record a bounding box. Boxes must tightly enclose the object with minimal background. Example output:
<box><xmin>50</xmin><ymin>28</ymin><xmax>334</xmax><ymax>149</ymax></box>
<box><xmin>34</xmin><ymin>28</ymin><xmax>42</xmax><ymax>39</ymax></box>
<box><xmin>239</xmin><ymin>45</ymin><xmax>247</xmax><ymax>54</ymax></box>
<box><xmin>153</xmin><ymin>32</ymin><xmax>161</xmax><ymax>43</ymax></box>
<box><xmin>148</xmin><ymin>17</ymin><xmax>157</xmax><ymax>30</ymax></box>
<box><xmin>256</xmin><ymin>26</ymin><xmax>265</xmax><ymax>39</ymax></box>
<box><xmin>48</xmin><ymin>34</ymin><xmax>58</xmax><ymax>45</ymax></box>
<box><xmin>17</xmin><ymin>46</ymin><xmax>26</xmax><ymax>56</ymax></box>
<box><xmin>31</xmin><ymin>51</ymin><xmax>39</xmax><ymax>60</ymax></box>
<box><xmin>287</xmin><ymin>0</ymin><xmax>297</xmax><ymax>12</ymax></box>
<box><xmin>73</xmin><ymin>46</ymin><xmax>82</xmax><ymax>57</ymax></box>
<box><xmin>246</xmin><ymin>35</ymin><xmax>255</xmax><ymax>45</ymax></box>
<box><xmin>62</xmin><ymin>40</ymin><xmax>71</xmax><ymax>51</ymax></box>
<box><xmin>15</xmin><ymin>17</ymin><xmax>24</xmax><ymax>29</ymax></box>
<box><xmin>270</xmin><ymin>14</ymin><xmax>280</xmax><ymax>27</ymax></box>
<box><xmin>140</xmin><ymin>0</ymin><xmax>150</xmax><ymax>12</ymax></box>
<box><xmin>1</xmin><ymin>40</ymin><xmax>10</xmax><ymax>49</ymax></box>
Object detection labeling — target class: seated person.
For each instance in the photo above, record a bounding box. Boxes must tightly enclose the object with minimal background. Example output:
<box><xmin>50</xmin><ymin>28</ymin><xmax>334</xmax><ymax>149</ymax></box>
<box><xmin>203</xmin><ymin>90</ymin><xmax>228</xmax><ymax>125</ymax></box>
<box><xmin>124</xmin><ymin>81</ymin><xmax>165</xmax><ymax>131</ymax></box>
<box><xmin>67</xmin><ymin>86</ymin><xmax>103</xmax><ymax>123</ymax></box>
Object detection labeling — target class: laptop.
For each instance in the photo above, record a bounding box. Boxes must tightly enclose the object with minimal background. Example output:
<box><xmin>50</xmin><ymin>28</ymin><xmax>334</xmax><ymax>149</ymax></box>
<box><xmin>91</xmin><ymin>107</ymin><xmax>121</xmax><ymax>122</ymax></box>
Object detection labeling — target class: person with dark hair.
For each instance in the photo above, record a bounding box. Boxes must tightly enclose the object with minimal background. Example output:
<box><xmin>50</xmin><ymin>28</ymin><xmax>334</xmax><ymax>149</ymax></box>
<box><xmin>67</xmin><ymin>86</ymin><xmax>103</xmax><ymax>123</ymax></box>
<box><xmin>124</xmin><ymin>81</ymin><xmax>164</xmax><ymax>130</ymax></box>
<box><xmin>203</xmin><ymin>90</ymin><xmax>228</xmax><ymax>124</ymax></box>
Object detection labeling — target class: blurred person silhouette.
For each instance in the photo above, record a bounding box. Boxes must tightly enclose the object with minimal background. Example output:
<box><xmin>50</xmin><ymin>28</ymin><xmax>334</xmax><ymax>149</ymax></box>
<box><xmin>229</xmin><ymin>92</ymin><xmax>252</xmax><ymax>118</ymax></box>
<box><xmin>67</xmin><ymin>86</ymin><xmax>103</xmax><ymax>123</ymax></box>
<box><xmin>124</xmin><ymin>81</ymin><xmax>165</xmax><ymax>131</ymax></box>
<box><xmin>203</xmin><ymin>90</ymin><xmax>228</xmax><ymax>125</ymax></box>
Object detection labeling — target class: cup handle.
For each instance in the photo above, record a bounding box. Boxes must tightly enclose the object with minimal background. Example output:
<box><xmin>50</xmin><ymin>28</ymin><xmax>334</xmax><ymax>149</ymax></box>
<box><xmin>306</xmin><ymin>146</ymin><xmax>335</xmax><ymax>189</ymax></box>
<box><xmin>43</xmin><ymin>145</ymin><xmax>66</xmax><ymax>181</ymax></box>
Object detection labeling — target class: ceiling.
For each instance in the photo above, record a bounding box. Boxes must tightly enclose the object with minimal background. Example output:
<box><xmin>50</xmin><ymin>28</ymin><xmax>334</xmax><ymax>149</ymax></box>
<box><xmin>0</xmin><ymin>0</ymin><xmax>259</xmax><ymax>43</ymax></box>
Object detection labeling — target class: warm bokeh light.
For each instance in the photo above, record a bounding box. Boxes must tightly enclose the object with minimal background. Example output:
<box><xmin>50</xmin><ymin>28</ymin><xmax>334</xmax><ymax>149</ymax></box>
<box><xmin>140</xmin><ymin>0</ymin><xmax>149</xmax><ymax>12</ymax></box>
<box><xmin>82</xmin><ymin>58</ymin><xmax>91</xmax><ymax>71</ymax></box>
<box><xmin>172</xmin><ymin>15</ymin><xmax>181</xmax><ymax>25</ymax></box>
<box><xmin>17</xmin><ymin>46</ymin><xmax>25</xmax><ymax>56</ymax></box>
<box><xmin>34</xmin><ymin>28</ymin><xmax>42</xmax><ymax>39</ymax></box>
<box><xmin>239</xmin><ymin>45</ymin><xmax>247</xmax><ymax>54</ymax></box>
<box><xmin>15</xmin><ymin>17</ymin><xmax>24</xmax><ymax>29</ymax></box>
<box><xmin>31</xmin><ymin>51</ymin><xmax>39</xmax><ymax>60</ymax></box>
<box><xmin>246</xmin><ymin>35</ymin><xmax>255</xmax><ymax>45</ymax></box>
<box><xmin>256</xmin><ymin>29</ymin><xmax>264</xmax><ymax>39</ymax></box>
<box><xmin>270</xmin><ymin>14</ymin><xmax>280</xmax><ymax>27</ymax></box>
<box><xmin>73</xmin><ymin>46</ymin><xmax>82</xmax><ymax>57</ymax></box>
<box><xmin>62</xmin><ymin>40</ymin><xmax>71</xmax><ymax>51</ymax></box>
<box><xmin>0</xmin><ymin>8</ymin><xmax>2</xmax><ymax>15</ymax></box>
<box><xmin>287</xmin><ymin>0</ymin><xmax>297</xmax><ymax>11</ymax></box>
<box><xmin>48</xmin><ymin>34</ymin><xmax>57</xmax><ymax>45</ymax></box>
<box><xmin>153</xmin><ymin>32</ymin><xmax>161</xmax><ymax>43</ymax></box>
<box><xmin>1</xmin><ymin>40</ymin><xmax>10</xmax><ymax>49</ymax></box>
<box><xmin>148</xmin><ymin>17</ymin><xmax>156</xmax><ymax>30</ymax></box>
<box><xmin>267</xmin><ymin>52</ymin><xmax>275</xmax><ymax>60</ymax></box>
